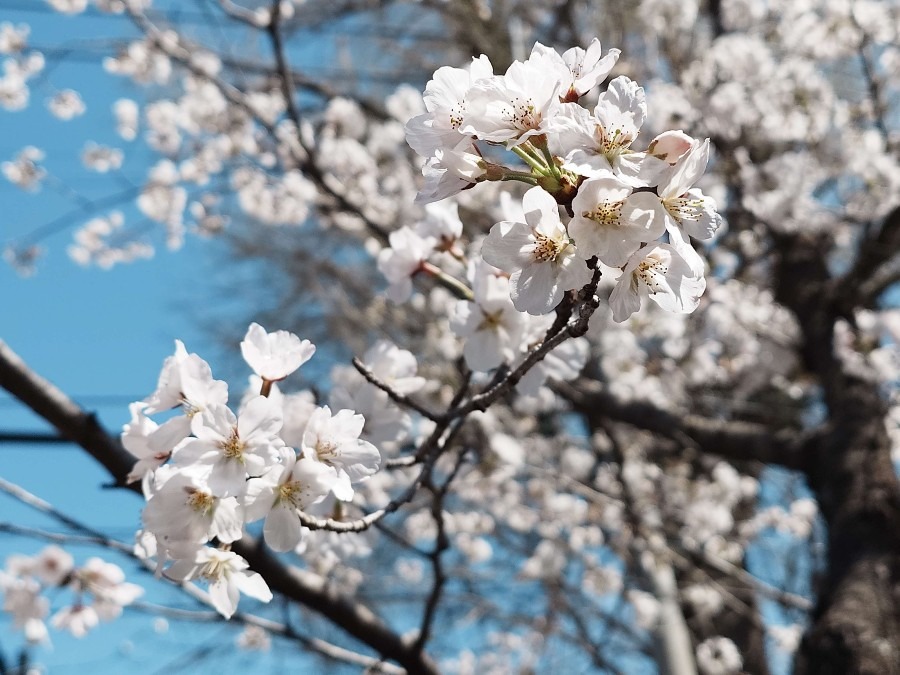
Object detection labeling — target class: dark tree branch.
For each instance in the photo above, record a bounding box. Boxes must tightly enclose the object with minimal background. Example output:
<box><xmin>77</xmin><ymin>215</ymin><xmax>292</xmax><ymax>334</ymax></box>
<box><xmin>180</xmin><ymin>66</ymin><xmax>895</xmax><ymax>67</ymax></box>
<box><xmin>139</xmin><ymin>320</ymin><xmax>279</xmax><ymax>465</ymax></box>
<box><xmin>558</xmin><ymin>380</ymin><xmax>817</xmax><ymax>471</ymax></box>
<box><xmin>772</xmin><ymin>232</ymin><xmax>900</xmax><ymax>675</ymax></box>
<box><xmin>838</xmin><ymin>204</ymin><xmax>900</xmax><ymax>311</ymax></box>
<box><xmin>413</xmin><ymin>449</ymin><xmax>466</xmax><ymax>653</ymax></box>
<box><xmin>352</xmin><ymin>357</ymin><xmax>442</xmax><ymax>422</ymax></box>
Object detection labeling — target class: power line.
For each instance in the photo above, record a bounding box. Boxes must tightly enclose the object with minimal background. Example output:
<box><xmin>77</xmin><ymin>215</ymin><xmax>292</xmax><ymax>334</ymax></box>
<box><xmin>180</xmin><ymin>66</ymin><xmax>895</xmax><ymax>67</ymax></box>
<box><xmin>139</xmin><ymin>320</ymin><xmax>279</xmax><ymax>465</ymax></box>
<box><xmin>0</xmin><ymin>393</ymin><xmax>142</xmax><ymax>406</ymax></box>
<box><xmin>0</xmin><ymin>431</ymin><xmax>70</xmax><ymax>444</ymax></box>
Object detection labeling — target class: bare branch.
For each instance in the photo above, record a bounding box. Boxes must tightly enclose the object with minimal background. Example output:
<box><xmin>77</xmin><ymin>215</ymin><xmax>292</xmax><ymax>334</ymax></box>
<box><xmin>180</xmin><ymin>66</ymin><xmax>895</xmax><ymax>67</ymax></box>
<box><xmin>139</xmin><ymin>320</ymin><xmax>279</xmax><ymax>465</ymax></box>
<box><xmin>352</xmin><ymin>357</ymin><xmax>442</xmax><ymax>422</ymax></box>
<box><xmin>558</xmin><ymin>380</ymin><xmax>817</xmax><ymax>471</ymax></box>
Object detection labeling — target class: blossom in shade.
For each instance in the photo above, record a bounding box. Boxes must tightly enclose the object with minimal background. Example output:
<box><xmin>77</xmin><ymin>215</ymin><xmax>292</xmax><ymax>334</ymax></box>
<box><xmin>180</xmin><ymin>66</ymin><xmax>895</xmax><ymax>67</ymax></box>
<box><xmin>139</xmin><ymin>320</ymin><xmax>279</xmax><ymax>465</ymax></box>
<box><xmin>415</xmin><ymin>138</ymin><xmax>486</xmax><ymax>204</ymax></box>
<box><xmin>376</xmin><ymin>226</ymin><xmax>436</xmax><ymax>302</ymax></box>
<box><xmin>451</xmin><ymin>266</ymin><xmax>524</xmax><ymax>371</ymax></box>
<box><xmin>141</xmin><ymin>470</ymin><xmax>244</xmax><ymax>545</ymax></box>
<box><xmin>361</xmin><ymin>340</ymin><xmax>426</xmax><ymax>395</ymax></box>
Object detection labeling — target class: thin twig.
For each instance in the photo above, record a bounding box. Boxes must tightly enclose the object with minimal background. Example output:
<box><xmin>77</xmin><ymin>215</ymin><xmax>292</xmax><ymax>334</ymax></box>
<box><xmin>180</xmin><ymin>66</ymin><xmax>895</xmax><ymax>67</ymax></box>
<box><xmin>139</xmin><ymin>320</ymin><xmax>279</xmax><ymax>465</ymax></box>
<box><xmin>352</xmin><ymin>357</ymin><xmax>442</xmax><ymax>422</ymax></box>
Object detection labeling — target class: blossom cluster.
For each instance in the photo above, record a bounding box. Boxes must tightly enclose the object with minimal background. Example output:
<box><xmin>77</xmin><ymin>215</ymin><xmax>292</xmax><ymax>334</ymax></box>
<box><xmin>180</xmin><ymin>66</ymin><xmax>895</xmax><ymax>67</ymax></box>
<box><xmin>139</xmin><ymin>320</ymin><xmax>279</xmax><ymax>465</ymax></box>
<box><xmin>0</xmin><ymin>545</ymin><xmax>142</xmax><ymax>641</ymax></box>
<box><xmin>122</xmin><ymin>323</ymin><xmax>387</xmax><ymax>618</ymax></box>
<box><xmin>379</xmin><ymin>39</ymin><xmax>722</xmax><ymax>350</ymax></box>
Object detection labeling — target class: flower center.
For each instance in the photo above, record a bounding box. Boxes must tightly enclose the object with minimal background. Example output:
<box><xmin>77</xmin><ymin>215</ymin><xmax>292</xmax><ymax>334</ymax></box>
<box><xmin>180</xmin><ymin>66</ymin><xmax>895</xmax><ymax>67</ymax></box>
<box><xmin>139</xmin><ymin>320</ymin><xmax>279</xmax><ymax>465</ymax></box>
<box><xmin>509</xmin><ymin>96</ymin><xmax>540</xmax><ymax>131</ymax></box>
<box><xmin>200</xmin><ymin>558</ymin><xmax>226</xmax><ymax>582</ymax></box>
<box><xmin>477</xmin><ymin>308</ymin><xmax>505</xmax><ymax>332</ymax></box>
<box><xmin>532</xmin><ymin>231</ymin><xmax>563</xmax><ymax>263</ymax></box>
<box><xmin>180</xmin><ymin>396</ymin><xmax>201</xmax><ymax>418</ymax></box>
<box><xmin>277</xmin><ymin>480</ymin><xmax>304</xmax><ymax>508</ymax></box>
<box><xmin>219</xmin><ymin>429</ymin><xmax>246</xmax><ymax>460</ymax></box>
<box><xmin>597</xmin><ymin>125</ymin><xmax>633</xmax><ymax>158</ymax></box>
<box><xmin>664</xmin><ymin>195</ymin><xmax>705</xmax><ymax>224</ymax></box>
<box><xmin>448</xmin><ymin>101</ymin><xmax>466</xmax><ymax>130</ymax></box>
<box><xmin>315</xmin><ymin>440</ymin><xmax>338</xmax><ymax>464</ymax></box>
<box><xmin>637</xmin><ymin>254</ymin><xmax>669</xmax><ymax>294</ymax></box>
<box><xmin>186</xmin><ymin>489</ymin><xmax>216</xmax><ymax>514</ymax></box>
<box><xmin>583</xmin><ymin>200</ymin><xmax>624</xmax><ymax>229</ymax></box>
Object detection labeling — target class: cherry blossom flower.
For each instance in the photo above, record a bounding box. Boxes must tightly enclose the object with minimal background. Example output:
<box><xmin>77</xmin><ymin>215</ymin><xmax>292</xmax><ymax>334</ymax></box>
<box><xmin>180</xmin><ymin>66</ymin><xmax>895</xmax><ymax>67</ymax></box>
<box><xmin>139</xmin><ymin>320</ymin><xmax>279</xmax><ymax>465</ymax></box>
<box><xmin>236</xmin><ymin>624</ymin><xmax>272</xmax><ymax>651</ymax></box>
<box><xmin>557</xmin><ymin>76</ymin><xmax>664</xmax><ymax>186</ymax></box>
<box><xmin>240</xmin><ymin>322</ymin><xmax>315</xmax><ymax>383</ymax></box>
<box><xmin>244</xmin><ymin>448</ymin><xmax>337</xmax><ymax>552</ymax></box>
<box><xmin>481</xmin><ymin>186</ymin><xmax>592</xmax><ymax>315</ymax></box>
<box><xmin>530</xmin><ymin>39</ymin><xmax>620</xmax><ymax>100</ymax></box>
<box><xmin>462</xmin><ymin>55</ymin><xmax>561</xmax><ymax>146</ymax></box>
<box><xmin>377</xmin><ymin>226</ymin><xmax>436</xmax><ymax>302</ymax></box>
<box><xmin>302</xmin><ymin>406</ymin><xmax>381</xmax><ymax>501</ymax></box>
<box><xmin>637</xmin><ymin>138</ymin><xmax>724</xmax><ymax>243</ymax></box>
<box><xmin>647</xmin><ymin>130</ymin><xmax>695</xmax><ymax>165</ymax></box>
<box><xmin>329</xmin><ymin>366</ymin><xmax>412</xmax><ymax>447</ymax></box>
<box><xmin>47</xmin><ymin>0</ymin><xmax>88</xmax><ymax>15</ymax></box>
<box><xmin>405</xmin><ymin>55</ymin><xmax>494</xmax><ymax>158</ymax></box>
<box><xmin>517</xmin><ymin>330</ymin><xmax>589</xmax><ymax>396</ymax></box>
<box><xmin>696</xmin><ymin>636</ymin><xmax>743</xmax><ymax>675</ymax></box>
<box><xmin>77</xmin><ymin>558</ymin><xmax>141</xmax><ymax>601</ymax></box>
<box><xmin>51</xmin><ymin>604</ymin><xmax>98</xmax><ymax>637</ymax></box>
<box><xmin>32</xmin><ymin>545</ymin><xmax>74</xmax><ymax>587</ymax></box>
<box><xmin>415</xmin><ymin>138</ymin><xmax>486</xmax><ymax>204</ymax></box>
<box><xmin>113</xmin><ymin>98</ymin><xmax>139</xmax><ymax>141</ymax></box>
<box><xmin>143</xmin><ymin>340</ymin><xmax>228</xmax><ymax>416</ymax></box>
<box><xmin>277</xmin><ymin>389</ymin><xmax>319</xmax><ymax>448</ymax></box>
<box><xmin>0</xmin><ymin>23</ymin><xmax>28</xmax><ymax>55</ymax></box>
<box><xmin>121</xmin><ymin>402</ymin><xmax>184</xmax><ymax>484</ymax></box>
<box><xmin>1</xmin><ymin>576</ymin><xmax>49</xmax><ymax>643</ymax></box>
<box><xmin>360</xmin><ymin>340</ymin><xmax>426</xmax><ymax>395</ymax></box>
<box><xmin>47</xmin><ymin>89</ymin><xmax>85</xmax><ymax>120</ymax></box>
<box><xmin>141</xmin><ymin>470</ymin><xmax>243</xmax><ymax>545</ymax></box>
<box><xmin>451</xmin><ymin>266</ymin><xmax>524</xmax><ymax>371</ymax></box>
<box><xmin>609</xmin><ymin>242</ymin><xmax>706</xmax><ymax>322</ymax></box>
<box><xmin>166</xmin><ymin>547</ymin><xmax>272</xmax><ymax>619</ymax></box>
<box><xmin>81</xmin><ymin>143</ymin><xmax>123</xmax><ymax>173</ymax></box>
<box><xmin>68</xmin><ymin>211</ymin><xmax>155</xmax><ymax>269</ymax></box>
<box><xmin>175</xmin><ymin>397</ymin><xmax>284</xmax><ymax>497</ymax></box>
<box><xmin>415</xmin><ymin>200</ymin><xmax>464</xmax><ymax>248</ymax></box>
<box><xmin>2</xmin><ymin>146</ymin><xmax>45</xmax><ymax>191</ymax></box>
<box><xmin>569</xmin><ymin>174</ymin><xmax>667</xmax><ymax>265</ymax></box>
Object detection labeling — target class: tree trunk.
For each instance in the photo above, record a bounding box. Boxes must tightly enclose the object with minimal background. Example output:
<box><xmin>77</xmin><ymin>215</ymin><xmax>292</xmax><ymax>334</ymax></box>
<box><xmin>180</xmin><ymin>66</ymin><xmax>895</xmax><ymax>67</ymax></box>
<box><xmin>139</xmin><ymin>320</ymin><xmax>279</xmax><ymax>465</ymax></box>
<box><xmin>774</xmin><ymin>234</ymin><xmax>900</xmax><ymax>675</ymax></box>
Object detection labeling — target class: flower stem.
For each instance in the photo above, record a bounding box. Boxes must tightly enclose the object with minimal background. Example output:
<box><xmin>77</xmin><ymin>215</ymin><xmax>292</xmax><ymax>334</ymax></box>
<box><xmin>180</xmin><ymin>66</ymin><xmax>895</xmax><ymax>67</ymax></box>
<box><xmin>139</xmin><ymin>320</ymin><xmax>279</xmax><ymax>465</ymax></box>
<box><xmin>420</xmin><ymin>262</ymin><xmax>474</xmax><ymax>301</ymax></box>
<box><xmin>511</xmin><ymin>145</ymin><xmax>548</xmax><ymax>174</ymax></box>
